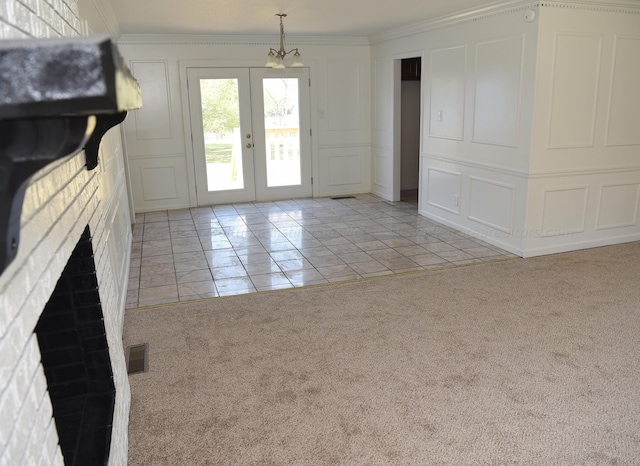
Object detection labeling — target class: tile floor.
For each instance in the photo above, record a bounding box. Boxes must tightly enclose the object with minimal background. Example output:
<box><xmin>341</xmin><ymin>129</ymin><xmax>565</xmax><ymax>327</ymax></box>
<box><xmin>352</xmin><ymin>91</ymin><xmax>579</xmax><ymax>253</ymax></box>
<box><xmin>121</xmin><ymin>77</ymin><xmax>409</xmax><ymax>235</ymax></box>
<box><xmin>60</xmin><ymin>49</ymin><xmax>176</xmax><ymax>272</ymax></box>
<box><xmin>126</xmin><ymin>193</ymin><xmax>518</xmax><ymax>308</ymax></box>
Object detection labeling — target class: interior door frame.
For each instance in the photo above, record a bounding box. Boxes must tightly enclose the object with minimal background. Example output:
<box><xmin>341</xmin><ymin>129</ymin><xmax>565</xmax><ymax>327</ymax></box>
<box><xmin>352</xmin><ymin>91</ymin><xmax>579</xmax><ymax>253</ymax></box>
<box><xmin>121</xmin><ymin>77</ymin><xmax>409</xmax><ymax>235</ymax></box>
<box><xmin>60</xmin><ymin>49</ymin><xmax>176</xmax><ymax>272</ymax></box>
<box><xmin>179</xmin><ymin>59</ymin><xmax>319</xmax><ymax>207</ymax></box>
<box><xmin>391</xmin><ymin>51</ymin><xmax>425</xmax><ymax>204</ymax></box>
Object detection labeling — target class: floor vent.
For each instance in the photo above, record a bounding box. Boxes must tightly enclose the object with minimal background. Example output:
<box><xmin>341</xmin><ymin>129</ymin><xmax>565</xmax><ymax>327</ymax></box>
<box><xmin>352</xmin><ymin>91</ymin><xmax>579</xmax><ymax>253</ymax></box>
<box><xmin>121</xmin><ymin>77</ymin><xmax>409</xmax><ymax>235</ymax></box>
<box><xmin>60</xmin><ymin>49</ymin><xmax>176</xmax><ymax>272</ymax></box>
<box><xmin>330</xmin><ymin>195</ymin><xmax>356</xmax><ymax>200</ymax></box>
<box><xmin>126</xmin><ymin>344</ymin><xmax>149</xmax><ymax>374</ymax></box>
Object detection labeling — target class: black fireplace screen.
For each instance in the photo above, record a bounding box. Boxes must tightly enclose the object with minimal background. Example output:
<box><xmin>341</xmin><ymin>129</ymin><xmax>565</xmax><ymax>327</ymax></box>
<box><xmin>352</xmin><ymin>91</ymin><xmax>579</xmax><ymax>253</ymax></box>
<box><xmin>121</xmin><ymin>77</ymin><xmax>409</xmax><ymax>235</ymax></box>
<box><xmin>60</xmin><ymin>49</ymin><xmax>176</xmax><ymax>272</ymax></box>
<box><xmin>34</xmin><ymin>225</ymin><xmax>115</xmax><ymax>466</ymax></box>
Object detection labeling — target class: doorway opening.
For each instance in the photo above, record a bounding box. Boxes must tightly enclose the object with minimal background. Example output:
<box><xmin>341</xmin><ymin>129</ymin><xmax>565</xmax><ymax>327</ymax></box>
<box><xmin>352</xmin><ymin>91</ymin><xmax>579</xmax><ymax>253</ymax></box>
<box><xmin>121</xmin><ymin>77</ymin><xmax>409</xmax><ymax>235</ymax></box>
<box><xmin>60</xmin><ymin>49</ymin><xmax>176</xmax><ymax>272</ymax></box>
<box><xmin>400</xmin><ymin>57</ymin><xmax>421</xmax><ymax>205</ymax></box>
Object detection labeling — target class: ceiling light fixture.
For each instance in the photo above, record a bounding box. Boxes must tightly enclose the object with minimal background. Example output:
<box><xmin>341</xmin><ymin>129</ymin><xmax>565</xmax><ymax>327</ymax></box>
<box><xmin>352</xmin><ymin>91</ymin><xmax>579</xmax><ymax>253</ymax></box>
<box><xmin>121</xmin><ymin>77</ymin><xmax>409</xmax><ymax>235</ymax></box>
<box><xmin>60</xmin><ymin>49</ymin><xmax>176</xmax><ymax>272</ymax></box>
<box><xmin>265</xmin><ymin>14</ymin><xmax>303</xmax><ymax>69</ymax></box>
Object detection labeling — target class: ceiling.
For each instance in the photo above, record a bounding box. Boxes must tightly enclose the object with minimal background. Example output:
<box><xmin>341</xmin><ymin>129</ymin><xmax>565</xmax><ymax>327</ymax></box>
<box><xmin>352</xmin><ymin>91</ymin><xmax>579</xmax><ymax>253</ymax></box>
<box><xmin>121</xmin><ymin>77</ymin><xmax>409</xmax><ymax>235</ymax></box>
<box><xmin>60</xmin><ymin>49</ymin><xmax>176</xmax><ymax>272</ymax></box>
<box><xmin>110</xmin><ymin>0</ymin><xmax>499</xmax><ymax>37</ymax></box>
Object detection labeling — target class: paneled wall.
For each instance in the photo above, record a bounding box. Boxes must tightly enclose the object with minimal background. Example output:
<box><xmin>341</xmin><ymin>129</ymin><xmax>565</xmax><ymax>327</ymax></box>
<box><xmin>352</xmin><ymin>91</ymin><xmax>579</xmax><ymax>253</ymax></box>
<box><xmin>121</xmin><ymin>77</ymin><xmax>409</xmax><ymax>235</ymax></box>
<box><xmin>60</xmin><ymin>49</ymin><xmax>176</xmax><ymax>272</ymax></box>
<box><xmin>525</xmin><ymin>5</ymin><xmax>640</xmax><ymax>256</ymax></box>
<box><xmin>118</xmin><ymin>36</ymin><xmax>371</xmax><ymax>212</ymax></box>
<box><xmin>372</xmin><ymin>5</ymin><xmax>538</xmax><ymax>255</ymax></box>
<box><xmin>371</xmin><ymin>1</ymin><xmax>640</xmax><ymax>257</ymax></box>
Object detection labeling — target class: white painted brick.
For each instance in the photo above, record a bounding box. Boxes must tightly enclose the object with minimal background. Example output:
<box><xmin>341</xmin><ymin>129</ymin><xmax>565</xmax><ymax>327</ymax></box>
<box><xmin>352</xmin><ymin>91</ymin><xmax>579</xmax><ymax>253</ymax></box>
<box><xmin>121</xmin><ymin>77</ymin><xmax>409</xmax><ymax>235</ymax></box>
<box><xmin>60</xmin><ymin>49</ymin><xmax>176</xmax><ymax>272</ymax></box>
<box><xmin>7</xmin><ymin>337</ymin><xmax>41</xmax><ymax>405</ymax></box>
<box><xmin>0</xmin><ymin>267</ymin><xmax>30</xmax><ymax>335</ymax></box>
<box><xmin>0</xmin><ymin>322</ymin><xmax>23</xmax><ymax>387</ymax></box>
<box><xmin>19</xmin><ymin>391</ymin><xmax>53</xmax><ymax>465</ymax></box>
<box><xmin>0</xmin><ymin>0</ymin><xmax>15</xmax><ymax>21</ymax></box>
<box><xmin>0</xmin><ymin>20</ymin><xmax>29</xmax><ymax>38</ymax></box>
<box><xmin>31</xmin><ymin>368</ymin><xmax>47</xmax><ymax>404</ymax></box>
<box><xmin>50</xmin><ymin>450</ymin><xmax>64</xmax><ymax>466</ymax></box>
<box><xmin>39</xmin><ymin>1</ymin><xmax>53</xmax><ymax>30</ymax></box>
<box><xmin>0</xmin><ymin>384</ymin><xmax>21</xmax><ymax>453</ymax></box>
<box><xmin>16</xmin><ymin>0</ymin><xmax>37</xmax><ymax>14</ymax></box>
<box><xmin>12</xmin><ymin>1</ymin><xmax>31</xmax><ymax>32</ymax></box>
<box><xmin>36</xmin><ymin>419</ymin><xmax>62</xmax><ymax>466</ymax></box>
<box><xmin>44</xmin><ymin>22</ymin><xmax>53</xmax><ymax>37</ymax></box>
<box><xmin>0</xmin><ymin>292</ymin><xmax>8</xmax><ymax>333</ymax></box>
<box><xmin>1</xmin><ymin>1</ymin><xmax>133</xmax><ymax>462</ymax></box>
<box><xmin>4</xmin><ymin>382</ymin><xmax>40</xmax><ymax>465</ymax></box>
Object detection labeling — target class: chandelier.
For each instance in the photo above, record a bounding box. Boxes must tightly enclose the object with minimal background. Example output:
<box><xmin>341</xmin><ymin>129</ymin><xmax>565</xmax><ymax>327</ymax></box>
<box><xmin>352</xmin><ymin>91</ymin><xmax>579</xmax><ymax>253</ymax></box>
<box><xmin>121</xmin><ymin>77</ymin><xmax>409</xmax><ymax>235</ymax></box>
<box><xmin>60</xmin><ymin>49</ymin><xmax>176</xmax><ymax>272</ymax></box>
<box><xmin>265</xmin><ymin>14</ymin><xmax>303</xmax><ymax>69</ymax></box>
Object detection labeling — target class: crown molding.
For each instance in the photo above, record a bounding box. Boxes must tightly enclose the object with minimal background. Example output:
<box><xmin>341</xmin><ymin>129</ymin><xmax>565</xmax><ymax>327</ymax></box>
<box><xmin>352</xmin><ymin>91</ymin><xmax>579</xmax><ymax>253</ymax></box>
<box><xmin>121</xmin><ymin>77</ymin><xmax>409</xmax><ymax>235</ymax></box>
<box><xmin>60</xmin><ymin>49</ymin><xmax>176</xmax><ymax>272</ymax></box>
<box><xmin>117</xmin><ymin>34</ymin><xmax>370</xmax><ymax>47</ymax></box>
<box><xmin>90</xmin><ymin>0</ymin><xmax>121</xmax><ymax>39</ymax></box>
<box><xmin>369</xmin><ymin>0</ymin><xmax>538</xmax><ymax>43</ymax></box>
<box><xmin>368</xmin><ymin>0</ymin><xmax>640</xmax><ymax>44</ymax></box>
<box><xmin>539</xmin><ymin>0</ymin><xmax>640</xmax><ymax>14</ymax></box>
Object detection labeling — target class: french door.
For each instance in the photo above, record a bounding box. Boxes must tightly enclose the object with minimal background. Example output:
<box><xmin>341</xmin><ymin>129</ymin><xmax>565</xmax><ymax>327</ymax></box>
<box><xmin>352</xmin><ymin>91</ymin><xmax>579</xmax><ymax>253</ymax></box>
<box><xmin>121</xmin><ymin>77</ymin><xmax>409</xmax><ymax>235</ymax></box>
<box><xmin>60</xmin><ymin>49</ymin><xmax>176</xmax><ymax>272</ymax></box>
<box><xmin>186</xmin><ymin>67</ymin><xmax>312</xmax><ymax>205</ymax></box>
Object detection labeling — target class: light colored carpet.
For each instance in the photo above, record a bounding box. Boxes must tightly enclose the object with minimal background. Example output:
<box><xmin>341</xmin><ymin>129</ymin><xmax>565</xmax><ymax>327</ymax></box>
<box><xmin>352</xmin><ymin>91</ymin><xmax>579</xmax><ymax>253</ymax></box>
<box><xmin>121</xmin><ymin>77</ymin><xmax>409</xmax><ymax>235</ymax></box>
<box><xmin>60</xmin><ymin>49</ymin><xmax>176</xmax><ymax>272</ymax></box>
<box><xmin>124</xmin><ymin>242</ymin><xmax>640</xmax><ymax>465</ymax></box>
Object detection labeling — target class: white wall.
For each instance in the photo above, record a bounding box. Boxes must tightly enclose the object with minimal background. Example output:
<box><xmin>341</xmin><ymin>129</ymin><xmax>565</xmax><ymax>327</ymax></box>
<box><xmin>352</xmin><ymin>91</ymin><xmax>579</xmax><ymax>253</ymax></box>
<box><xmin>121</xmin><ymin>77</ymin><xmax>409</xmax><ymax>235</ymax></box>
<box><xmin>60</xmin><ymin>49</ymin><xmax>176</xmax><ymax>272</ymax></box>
<box><xmin>371</xmin><ymin>3</ymin><xmax>539</xmax><ymax>255</ymax></box>
<box><xmin>371</xmin><ymin>0</ymin><xmax>640</xmax><ymax>257</ymax></box>
<box><xmin>524</xmin><ymin>5</ymin><xmax>640</xmax><ymax>256</ymax></box>
<box><xmin>0</xmin><ymin>0</ymin><xmax>132</xmax><ymax>464</ymax></box>
<box><xmin>118</xmin><ymin>35</ymin><xmax>371</xmax><ymax>212</ymax></box>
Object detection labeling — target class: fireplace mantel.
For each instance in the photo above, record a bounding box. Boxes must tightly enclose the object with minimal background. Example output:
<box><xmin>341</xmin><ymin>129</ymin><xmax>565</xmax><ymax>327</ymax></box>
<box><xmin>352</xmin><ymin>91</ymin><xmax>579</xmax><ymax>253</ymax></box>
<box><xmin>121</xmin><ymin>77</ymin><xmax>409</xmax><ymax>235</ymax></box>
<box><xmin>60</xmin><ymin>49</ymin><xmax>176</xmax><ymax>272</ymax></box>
<box><xmin>0</xmin><ymin>35</ymin><xmax>142</xmax><ymax>275</ymax></box>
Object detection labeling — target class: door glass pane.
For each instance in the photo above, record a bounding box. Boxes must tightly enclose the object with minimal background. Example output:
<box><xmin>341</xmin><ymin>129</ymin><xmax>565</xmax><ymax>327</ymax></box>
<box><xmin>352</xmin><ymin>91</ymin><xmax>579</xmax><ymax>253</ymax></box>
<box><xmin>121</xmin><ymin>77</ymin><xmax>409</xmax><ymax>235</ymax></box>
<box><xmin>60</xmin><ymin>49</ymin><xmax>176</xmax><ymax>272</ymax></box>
<box><xmin>262</xmin><ymin>78</ymin><xmax>301</xmax><ymax>187</ymax></box>
<box><xmin>199</xmin><ymin>79</ymin><xmax>244</xmax><ymax>191</ymax></box>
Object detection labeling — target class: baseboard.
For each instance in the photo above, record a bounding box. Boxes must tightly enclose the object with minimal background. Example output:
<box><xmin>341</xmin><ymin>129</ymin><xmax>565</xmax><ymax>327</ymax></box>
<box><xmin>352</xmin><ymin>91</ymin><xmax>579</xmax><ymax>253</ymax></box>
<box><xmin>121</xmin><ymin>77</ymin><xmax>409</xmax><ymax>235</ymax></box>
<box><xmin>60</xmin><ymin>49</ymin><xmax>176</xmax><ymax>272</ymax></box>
<box><xmin>419</xmin><ymin>209</ymin><xmax>524</xmax><ymax>257</ymax></box>
<box><xmin>521</xmin><ymin>233</ymin><xmax>640</xmax><ymax>258</ymax></box>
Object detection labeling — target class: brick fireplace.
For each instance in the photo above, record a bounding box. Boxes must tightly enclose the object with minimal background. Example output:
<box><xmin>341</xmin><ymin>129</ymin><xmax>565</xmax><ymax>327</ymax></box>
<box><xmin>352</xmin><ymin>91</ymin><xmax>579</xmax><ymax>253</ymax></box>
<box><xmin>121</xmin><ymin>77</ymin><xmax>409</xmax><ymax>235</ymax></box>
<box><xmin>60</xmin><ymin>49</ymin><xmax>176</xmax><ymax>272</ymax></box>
<box><xmin>34</xmin><ymin>226</ymin><xmax>116</xmax><ymax>465</ymax></box>
<box><xmin>0</xmin><ymin>132</ymin><xmax>133</xmax><ymax>465</ymax></box>
<box><xmin>0</xmin><ymin>1</ymin><xmax>136</xmax><ymax>464</ymax></box>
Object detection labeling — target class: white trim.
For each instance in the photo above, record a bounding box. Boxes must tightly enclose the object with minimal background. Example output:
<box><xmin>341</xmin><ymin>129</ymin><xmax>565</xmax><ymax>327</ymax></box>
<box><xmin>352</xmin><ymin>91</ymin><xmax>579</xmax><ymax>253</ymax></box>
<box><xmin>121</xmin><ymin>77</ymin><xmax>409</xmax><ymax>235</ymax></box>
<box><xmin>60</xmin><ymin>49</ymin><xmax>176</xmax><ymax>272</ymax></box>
<box><xmin>471</xmin><ymin>33</ymin><xmax>525</xmax><ymax>148</ymax></box>
<box><xmin>369</xmin><ymin>0</ymin><xmax>640</xmax><ymax>44</ymax></box>
<box><xmin>425</xmin><ymin>167</ymin><xmax>462</xmax><ymax>215</ymax></box>
<box><xmin>418</xmin><ymin>208</ymin><xmax>524</xmax><ymax>256</ymax></box>
<box><xmin>118</xmin><ymin>33</ymin><xmax>370</xmax><ymax>47</ymax></box>
<box><xmin>545</xmin><ymin>32</ymin><xmax>603</xmax><ymax>150</ymax></box>
<box><xmin>423</xmin><ymin>153</ymin><xmax>530</xmax><ymax>178</ymax></box>
<box><xmin>467</xmin><ymin>176</ymin><xmax>516</xmax><ymax>234</ymax></box>
<box><xmin>529</xmin><ymin>166</ymin><xmax>640</xmax><ymax>177</ymax></box>
<box><xmin>594</xmin><ymin>182</ymin><xmax>640</xmax><ymax>230</ymax></box>
<box><xmin>318</xmin><ymin>143</ymin><xmax>371</xmax><ymax>150</ymax></box>
<box><xmin>370</xmin><ymin>0</ymin><xmax>540</xmax><ymax>44</ymax></box>
<box><xmin>521</xmin><ymin>233</ymin><xmax>640</xmax><ymax>257</ymax></box>
<box><xmin>428</xmin><ymin>45</ymin><xmax>467</xmax><ymax>142</ymax></box>
<box><xmin>540</xmin><ymin>185</ymin><xmax>589</xmax><ymax>237</ymax></box>
<box><xmin>604</xmin><ymin>34</ymin><xmax>640</xmax><ymax>147</ymax></box>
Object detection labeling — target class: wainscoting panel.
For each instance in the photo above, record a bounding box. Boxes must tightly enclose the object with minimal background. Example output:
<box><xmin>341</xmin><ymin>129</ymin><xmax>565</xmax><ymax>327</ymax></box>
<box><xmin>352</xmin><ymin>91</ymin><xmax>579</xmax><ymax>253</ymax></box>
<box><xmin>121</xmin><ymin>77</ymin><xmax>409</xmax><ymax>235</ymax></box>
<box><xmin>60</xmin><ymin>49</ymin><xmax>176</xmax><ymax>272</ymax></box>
<box><xmin>130</xmin><ymin>61</ymin><xmax>173</xmax><ymax>140</ymax></box>
<box><xmin>129</xmin><ymin>156</ymin><xmax>191</xmax><ymax>211</ymax></box>
<box><xmin>596</xmin><ymin>183</ymin><xmax>640</xmax><ymax>230</ymax></box>
<box><xmin>547</xmin><ymin>33</ymin><xmax>602</xmax><ymax>149</ymax></box>
<box><xmin>429</xmin><ymin>45</ymin><xmax>466</xmax><ymax>141</ymax></box>
<box><xmin>317</xmin><ymin>146</ymin><xmax>370</xmax><ymax>196</ymax></box>
<box><xmin>374</xmin><ymin>152</ymin><xmax>388</xmax><ymax>189</ymax></box>
<box><xmin>425</xmin><ymin>168</ymin><xmax>461</xmax><ymax>215</ymax></box>
<box><xmin>374</xmin><ymin>57</ymin><xmax>389</xmax><ymax>132</ymax></box>
<box><xmin>328</xmin><ymin>154</ymin><xmax>361</xmax><ymax>186</ymax></box>
<box><xmin>541</xmin><ymin>186</ymin><xmax>589</xmax><ymax>236</ymax></box>
<box><xmin>605</xmin><ymin>35</ymin><xmax>640</xmax><ymax>147</ymax></box>
<box><xmin>472</xmin><ymin>34</ymin><xmax>524</xmax><ymax>147</ymax></box>
<box><xmin>327</xmin><ymin>60</ymin><xmax>361</xmax><ymax>131</ymax></box>
<box><xmin>468</xmin><ymin>177</ymin><xmax>515</xmax><ymax>233</ymax></box>
<box><xmin>141</xmin><ymin>166</ymin><xmax>178</xmax><ymax>201</ymax></box>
